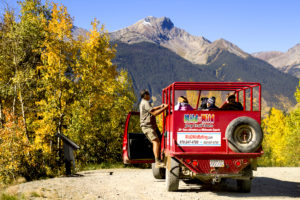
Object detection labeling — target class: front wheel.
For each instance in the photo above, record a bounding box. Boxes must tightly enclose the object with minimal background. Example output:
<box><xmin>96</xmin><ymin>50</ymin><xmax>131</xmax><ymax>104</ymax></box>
<box><xmin>152</xmin><ymin>163</ymin><xmax>165</xmax><ymax>179</ymax></box>
<box><xmin>166</xmin><ymin>157</ymin><xmax>180</xmax><ymax>191</ymax></box>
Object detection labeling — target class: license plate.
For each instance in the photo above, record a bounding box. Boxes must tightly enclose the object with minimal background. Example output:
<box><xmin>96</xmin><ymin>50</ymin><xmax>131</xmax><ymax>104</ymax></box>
<box><xmin>210</xmin><ymin>160</ymin><xmax>224</xmax><ymax>167</ymax></box>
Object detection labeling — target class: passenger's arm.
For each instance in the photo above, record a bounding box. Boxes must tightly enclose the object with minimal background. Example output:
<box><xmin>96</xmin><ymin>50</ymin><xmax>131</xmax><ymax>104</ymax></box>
<box><xmin>152</xmin><ymin>104</ymin><xmax>168</xmax><ymax>111</ymax></box>
<box><xmin>150</xmin><ymin>104</ymin><xmax>168</xmax><ymax>116</ymax></box>
<box><xmin>152</xmin><ymin>105</ymin><xmax>162</xmax><ymax>110</ymax></box>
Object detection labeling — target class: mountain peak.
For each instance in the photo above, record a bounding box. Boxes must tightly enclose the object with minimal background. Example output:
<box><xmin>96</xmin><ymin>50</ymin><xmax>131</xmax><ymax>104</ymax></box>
<box><xmin>252</xmin><ymin>43</ymin><xmax>300</xmax><ymax>78</ymax></box>
<box><xmin>110</xmin><ymin>16</ymin><xmax>250</xmax><ymax>65</ymax></box>
<box><xmin>142</xmin><ymin>16</ymin><xmax>174</xmax><ymax>30</ymax></box>
<box><xmin>159</xmin><ymin>17</ymin><xmax>174</xmax><ymax>30</ymax></box>
<box><xmin>287</xmin><ymin>43</ymin><xmax>300</xmax><ymax>53</ymax></box>
<box><xmin>209</xmin><ymin>38</ymin><xmax>249</xmax><ymax>59</ymax></box>
<box><xmin>110</xmin><ymin>16</ymin><xmax>180</xmax><ymax>44</ymax></box>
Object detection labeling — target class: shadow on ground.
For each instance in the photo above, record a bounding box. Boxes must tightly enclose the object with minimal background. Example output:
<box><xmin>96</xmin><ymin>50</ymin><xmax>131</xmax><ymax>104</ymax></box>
<box><xmin>177</xmin><ymin>177</ymin><xmax>300</xmax><ymax>198</ymax></box>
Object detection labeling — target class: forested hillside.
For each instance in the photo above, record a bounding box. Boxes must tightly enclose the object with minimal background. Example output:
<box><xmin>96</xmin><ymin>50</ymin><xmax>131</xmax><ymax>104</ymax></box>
<box><xmin>113</xmin><ymin>42</ymin><xmax>218</xmax><ymax>98</ymax></box>
<box><xmin>114</xmin><ymin>41</ymin><xmax>299</xmax><ymax>110</ymax></box>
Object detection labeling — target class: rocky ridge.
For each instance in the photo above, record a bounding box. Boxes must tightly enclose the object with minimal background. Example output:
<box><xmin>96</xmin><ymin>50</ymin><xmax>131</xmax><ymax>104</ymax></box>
<box><xmin>252</xmin><ymin>44</ymin><xmax>300</xmax><ymax>78</ymax></box>
<box><xmin>110</xmin><ymin>16</ymin><xmax>249</xmax><ymax>65</ymax></box>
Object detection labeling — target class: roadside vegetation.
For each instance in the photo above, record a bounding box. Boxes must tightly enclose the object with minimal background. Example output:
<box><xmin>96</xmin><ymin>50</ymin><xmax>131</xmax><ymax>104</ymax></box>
<box><xmin>0</xmin><ymin>0</ymin><xmax>299</xmax><ymax>191</ymax></box>
<box><xmin>259</xmin><ymin>82</ymin><xmax>300</xmax><ymax>167</ymax></box>
<box><xmin>0</xmin><ymin>193</ymin><xmax>25</xmax><ymax>200</ymax></box>
<box><xmin>0</xmin><ymin>0</ymin><xmax>135</xmax><ymax>185</ymax></box>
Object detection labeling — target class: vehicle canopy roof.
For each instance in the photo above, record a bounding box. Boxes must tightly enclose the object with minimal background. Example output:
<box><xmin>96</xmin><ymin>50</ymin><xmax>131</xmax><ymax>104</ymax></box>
<box><xmin>163</xmin><ymin>82</ymin><xmax>260</xmax><ymax>91</ymax></box>
<box><xmin>162</xmin><ymin>82</ymin><xmax>261</xmax><ymax>112</ymax></box>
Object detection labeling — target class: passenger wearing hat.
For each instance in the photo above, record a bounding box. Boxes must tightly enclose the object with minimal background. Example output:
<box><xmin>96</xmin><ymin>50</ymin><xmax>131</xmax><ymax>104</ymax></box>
<box><xmin>175</xmin><ymin>96</ymin><xmax>193</xmax><ymax>111</ymax></box>
<box><xmin>220</xmin><ymin>94</ymin><xmax>243</xmax><ymax>110</ymax></box>
<box><xmin>199</xmin><ymin>97</ymin><xmax>208</xmax><ymax>110</ymax></box>
<box><xmin>139</xmin><ymin>89</ymin><xmax>168</xmax><ymax>168</ymax></box>
<box><xmin>207</xmin><ymin>97</ymin><xmax>219</xmax><ymax>110</ymax></box>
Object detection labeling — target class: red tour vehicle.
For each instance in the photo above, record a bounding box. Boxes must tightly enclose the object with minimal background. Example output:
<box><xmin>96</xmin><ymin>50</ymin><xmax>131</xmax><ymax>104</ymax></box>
<box><xmin>122</xmin><ymin>82</ymin><xmax>263</xmax><ymax>192</ymax></box>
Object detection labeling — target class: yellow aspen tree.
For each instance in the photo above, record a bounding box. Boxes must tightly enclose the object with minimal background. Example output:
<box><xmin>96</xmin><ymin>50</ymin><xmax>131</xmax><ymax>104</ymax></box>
<box><xmin>0</xmin><ymin>0</ymin><xmax>51</xmax><ymax>182</ymax></box>
<box><xmin>262</xmin><ymin>108</ymin><xmax>289</xmax><ymax>166</ymax></box>
<box><xmin>0</xmin><ymin>10</ymin><xmax>15</xmax><ymax>127</ymax></box>
<box><xmin>34</xmin><ymin>3</ymin><xmax>76</xmax><ymax>173</ymax></box>
<box><xmin>261</xmin><ymin>82</ymin><xmax>300</xmax><ymax>167</ymax></box>
<box><xmin>285</xmin><ymin>81</ymin><xmax>300</xmax><ymax>166</ymax></box>
<box><xmin>68</xmin><ymin>19</ymin><xmax>117</xmax><ymax>163</ymax></box>
<box><xmin>285</xmin><ymin>111</ymin><xmax>300</xmax><ymax>166</ymax></box>
<box><xmin>0</xmin><ymin>109</ymin><xmax>29</xmax><ymax>183</ymax></box>
<box><xmin>0</xmin><ymin>0</ymin><xmax>48</xmax><ymax>138</ymax></box>
<box><xmin>67</xmin><ymin>19</ymin><xmax>135</xmax><ymax>164</ymax></box>
<box><xmin>17</xmin><ymin>0</ymin><xmax>48</xmax><ymax>137</ymax></box>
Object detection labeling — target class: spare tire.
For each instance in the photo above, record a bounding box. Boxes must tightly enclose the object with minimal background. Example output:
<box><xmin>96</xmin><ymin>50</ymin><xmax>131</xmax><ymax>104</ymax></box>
<box><xmin>225</xmin><ymin>117</ymin><xmax>263</xmax><ymax>153</ymax></box>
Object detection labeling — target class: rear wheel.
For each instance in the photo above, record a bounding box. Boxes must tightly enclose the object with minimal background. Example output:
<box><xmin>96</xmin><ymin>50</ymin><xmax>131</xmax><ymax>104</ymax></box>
<box><xmin>152</xmin><ymin>163</ymin><xmax>165</xmax><ymax>179</ymax></box>
<box><xmin>237</xmin><ymin>166</ymin><xmax>252</xmax><ymax>192</ymax></box>
<box><xmin>237</xmin><ymin>179</ymin><xmax>252</xmax><ymax>193</ymax></box>
<box><xmin>166</xmin><ymin>157</ymin><xmax>180</xmax><ymax>191</ymax></box>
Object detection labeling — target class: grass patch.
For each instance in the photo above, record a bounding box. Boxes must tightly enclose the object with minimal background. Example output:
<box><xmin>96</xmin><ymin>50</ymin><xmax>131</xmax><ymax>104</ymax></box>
<box><xmin>30</xmin><ymin>192</ymin><xmax>40</xmax><ymax>197</ymax></box>
<box><xmin>0</xmin><ymin>177</ymin><xmax>27</xmax><ymax>200</ymax></box>
<box><xmin>0</xmin><ymin>193</ymin><xmax>25</xmax><ymax>200</ymax></box>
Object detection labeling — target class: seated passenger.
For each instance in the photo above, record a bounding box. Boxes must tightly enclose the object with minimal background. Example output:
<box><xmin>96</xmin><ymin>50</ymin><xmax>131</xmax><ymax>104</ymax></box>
<box><xmin>220</xmin><ymin>94</ymin><xmax>243</xmax><ymax>110</ymax></box>
<box><xmin>174</xmin><ymin>96</ymin><xmax>193</xmax><ymax>111</ymax></box>
<box><xmin>199</xmin><ymin>97</ymin><xmax>208</xmax><ymax>110</ymax></box>
<box><xmin>207</xmin><ymin>97</ymin><xmax>219</xmax><ymax>110</ymax></box>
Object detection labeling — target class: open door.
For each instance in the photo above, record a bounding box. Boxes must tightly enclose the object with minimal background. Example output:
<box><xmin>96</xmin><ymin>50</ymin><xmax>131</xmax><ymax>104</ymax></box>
<box><xmin>122</xmin><ymin>112</ymin><xmax>154</xmax><ymax>164</ymax></box>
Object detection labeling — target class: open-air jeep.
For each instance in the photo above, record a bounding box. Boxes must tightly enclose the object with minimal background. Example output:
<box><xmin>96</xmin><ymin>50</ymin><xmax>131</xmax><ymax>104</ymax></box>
<box><xmin>122</xmin><ymin>82</ymin><xmax>263</xmax><ymax>192</ymax></box>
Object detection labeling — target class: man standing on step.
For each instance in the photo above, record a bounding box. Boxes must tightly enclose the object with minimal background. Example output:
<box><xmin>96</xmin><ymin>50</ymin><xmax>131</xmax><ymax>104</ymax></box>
<box><xmin>139</xmin><ymin>89</ymin><xmax>168</xmax><ymax>168</ymax></box>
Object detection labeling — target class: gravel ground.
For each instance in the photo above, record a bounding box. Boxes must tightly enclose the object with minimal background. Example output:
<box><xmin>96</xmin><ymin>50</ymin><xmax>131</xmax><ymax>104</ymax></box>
<box><xmin>5</xmin><ymin>167</ymin><xmax>300</xmax><ymax>200</ymax></box>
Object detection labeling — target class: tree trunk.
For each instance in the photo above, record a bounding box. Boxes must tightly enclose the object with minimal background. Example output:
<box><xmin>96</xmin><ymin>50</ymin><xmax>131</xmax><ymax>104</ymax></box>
<box><xmin>57</xmin><ymin>55</ymin><xmax>64</xmax><ymax>150</ymax></box>
<box><xmin>13</xmin><ymin>53</ymin><xmax>17</xmax><ymax>117</ymax></box>
<box><xmin>12</xmin><ymin>84</ymin><xmax>16</xmax><ymax>116</ymax></box>
<box><xmin>19</xmin><ymin>88</ymin><xmax>29</xmax><ymax>140</ymax></box>
<box><xmin>57</xmin><ymin>90</ymin><xmax>63</xmax><ymax>151</ymax></box>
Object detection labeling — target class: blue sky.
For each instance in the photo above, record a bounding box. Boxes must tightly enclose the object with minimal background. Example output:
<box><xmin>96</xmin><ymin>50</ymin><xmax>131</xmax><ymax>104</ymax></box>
<box><xmin>4</xmin><ymin>0</ymin><xmax>300</xmax><ymax>53</ymax></box>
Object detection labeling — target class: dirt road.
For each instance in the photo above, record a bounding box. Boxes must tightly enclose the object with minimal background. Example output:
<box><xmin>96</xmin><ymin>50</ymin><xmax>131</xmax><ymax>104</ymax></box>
<box><xmin>5</xmin><ymin>167</ymin><xmax>300</xmax><ymax>200</ymax></box>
